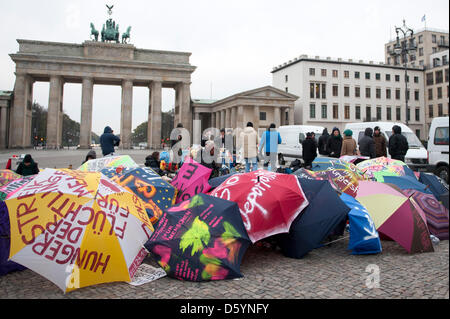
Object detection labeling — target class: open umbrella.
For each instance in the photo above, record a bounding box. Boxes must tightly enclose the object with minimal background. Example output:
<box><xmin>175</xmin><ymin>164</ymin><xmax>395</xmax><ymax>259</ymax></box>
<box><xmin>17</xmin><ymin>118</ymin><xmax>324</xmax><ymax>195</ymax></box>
<box><xmin>208</xmin><ymin>172</ymin><xmax>240</xmax><ymax>191</ymax></box>
<box><xmin>171</xmin><ymin>157</ymin><xmax>212</xmax><ymax>204</ymax></box>
<box><xmin>100</xmin><ymin>167</ymin><xmax>177</xmax><ymax>224</ymax></box>
<box><xmin>419</xmin><ymin>172</ymin><xmax>449</xmax><ymax>202</ymax></box>
<box><xmin>4</xmin><ymin>168</ymin><xmax>154</xmax><ymax>292</ymax></box>
<box><xmin>0</xmin><ymin>170</ymin><xmax>21</xmax><ymax>187</ymax></box>
<box><xmin>77</xmin><ymin>155</ymin><xmax>139</xmax><ymax>172</ymax></box>
<box><xmin>356</xmin><ymin>181</ymin><xmax>434</xmax><ymax>254</ymax></box>
<box><xmin>339</xmin><ymin>155</ymin><xmax>370</xmax><ymax>165</ymax></box>
<box><xmin>0</xmin><ymin>175</ymin><xmax>36</xmax><ymax>201</ymax></box>
<box><xmin>277</xmin><ymin>179</ymin><xmax>350</xmax><ymax>259</ymax></box>
<box><xmin>209</xmin><ymin>170</ymin><xmax>309</xmax><ymax>243</ymax></box>
<box><xmin>145</xmin><ymin>194</ymin><xmax>251</xmax><ymax>281</ymax></box>
<box><xmin>356</xmin><ymin>157</ymin><xmax>415</xmax><ymax>181</ymax></box>
<box><xmin>340</xmin><ymin>193</ymin><xmax>382</xmax><ymax>255</ymax></box>
<box><xmin>383</xmin><ymin>175</ymin><xmax>433</xmax><ymax>195</ymax></box>
<box><xmin>402</xmin><ymin>189</ymin><xmax>449</xmax><ymax>240</ymax></box>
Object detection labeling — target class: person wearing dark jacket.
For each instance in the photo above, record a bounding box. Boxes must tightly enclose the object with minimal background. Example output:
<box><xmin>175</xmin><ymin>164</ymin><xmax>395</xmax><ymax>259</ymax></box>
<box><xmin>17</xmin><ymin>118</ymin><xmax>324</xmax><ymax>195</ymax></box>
<box><xmin>318</xmin><ymin>128</ymin><xmax>330</xmax><ymax>155</ymax></box>
<box><xmin>302</xmin><ymin>132</ymin><xmax>317</xmax><ymax>168</ymax></box>
<box><xmin>16</xmin><ymin>154</ymin><xmax>39</xmax><ymax>176</ymax></box>
<box><xmin>373</xmin><ymin>126</ymin><xmax>387</xmax><ymax>157</ymax></box>
<box><xmin>145</xmin><ymin>152</ymin><xmax>163</xmax><ymax>175</ymax></box>
<box><xmin>100</xmin><ymin>126</ymin><xmax>120</xmax><ymax>156</ymax></box>
<box><xmin>326</xmin><ymin>127</ymin><xmax>343</xmax><ymax>158</ymax></box>
<box><xmin>389</xmin><ymin>125</ymin><xmax>409</xmax><ymax>162</ymax></box>
<box><xmin>359</xmin><ymin>128</ymin><xmax>376</xmax><ymax>159</ymax></box>
<box><xmin>82</xmin><ymin>150</ymin><xmax>97</xmax><ymax>164</ymax></box>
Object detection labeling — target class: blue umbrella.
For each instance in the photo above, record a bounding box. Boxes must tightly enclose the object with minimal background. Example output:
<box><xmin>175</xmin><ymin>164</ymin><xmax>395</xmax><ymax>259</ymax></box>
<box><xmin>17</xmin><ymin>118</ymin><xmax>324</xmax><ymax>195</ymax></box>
<box><xmin>340</xmin><ymin>193</ymin><xmax>382</xmax><ymax>255</ymax></box>
<box><xmin>419</xmin><ymin>172</ymin><xmax>449</xmax><ymax>201</ymax></box>
<box><xmin>277</xmin><ymin>179</ymin><xmax>350</xmax><ymax>259</ymax></box>
<box><xmin>383</xmin><ymin>175</ymin><xmax>433</xmax><ymax>195</ymax></box>
<box><xmin>311</xmin><ymin>157</ymin><xmax>342</xmax><ymax>171</ymax></box>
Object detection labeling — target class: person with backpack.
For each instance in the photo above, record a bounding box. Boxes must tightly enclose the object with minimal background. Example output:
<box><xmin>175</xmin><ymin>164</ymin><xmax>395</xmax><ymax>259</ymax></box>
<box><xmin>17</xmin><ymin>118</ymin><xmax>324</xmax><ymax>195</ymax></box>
<box><xmin>389</xmin><ymin>125</ymin><xmax>409</xmax><ymax>162</ymax></box>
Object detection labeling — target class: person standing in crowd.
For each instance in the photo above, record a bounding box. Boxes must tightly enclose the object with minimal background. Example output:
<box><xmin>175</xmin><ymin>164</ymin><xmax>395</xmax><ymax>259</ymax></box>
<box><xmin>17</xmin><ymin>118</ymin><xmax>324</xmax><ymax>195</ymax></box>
<box><xmin>326</xmin><ymin>127</ymin><xmax>343</xmax><ymax>158</ymax></box>
<box><xmin>16</xmin><ymin>154</ymin><xmax>39</xmax><ymax>176</ymax></box>
<box><xmin>389</xmin><ymin>125</ymin><xmax>409</xmax><ymax>162</ymax></box>
<box><xmin>100</xmin><ymin>126</ymin><xmax>120</xmax><ymax>156</ymax></box>
<box><xmin>318</xmin><ymin>128</ymin><xmax>330</xmax><ymax>156</ymax></box>
<box><xmin>341</xmin><ymin>129</ymin><xmax>358</xmax><ymax>156</ymax></box>
<box><xmin>373</xmin><ymin>126</ymin><xmax>387</xmax><ymax>158</ymax></box>
<box><xmin>145</xmin><ymin>151</ymin><xmax>164</xmax><ymax>175</ymax></box>
<box><xmin>172</xmin><ymin>123</ymin><xmax>189</xmax><ymax>164</ymax></box>
<box><xmin>82</xmin><ymin>150</ymin><xmax>97</xmax><ymax>164</ymax></box>
<box><xmin>302</xmin><ymin>132</ymin><xmax>317</xmax><ymax>169</ymax></box>
<box><xmin>239</xmin><ymin>122</ymin><xmax>259</xmax><ymax>172</ymax></box>
<box><xmin>359</xmin><ymin>127</ymin><xmax>376</xmax><ymax>159</ymax></box>
<box><xmin>259</xmin><ymin>123</ymin><xmax>282</xmax><ymax>172</ymax></box>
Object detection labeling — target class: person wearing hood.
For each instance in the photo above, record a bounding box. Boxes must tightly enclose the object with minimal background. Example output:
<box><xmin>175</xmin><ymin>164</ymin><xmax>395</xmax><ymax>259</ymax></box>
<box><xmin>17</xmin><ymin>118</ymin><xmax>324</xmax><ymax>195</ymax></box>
<box><xmin>145</xmin><ymin>152</ymin><xmax>164</xmax><ymax>176</ymax></box>
<box><xmin>359</xmin><ymin>127</ymin><xmax>376</xmax><ymax>158</ymax></box>
<box><xmin>326</xmin><ymin>127</ymin><xmax>343</xmax><ymax>158</ymax></box>
<box><xmin>318</xmin><ymin>128</ymin><xmax>330</xmax><ymax>156</ymax></box>
<box><xmin>389</xmin><ymin>125</ymin><xmax>409</xmax><ymax>162</ymax></box>
<box><xmin>340</xmin><ymin>129</ymin><xmax>358</xmax><ymax>156</ymax></box>
<box><xmin>259</xmin><ymin>123</ymin><xmax>282</xmax><ymax>172</ymax></box>
<box><xmin>302</xmin><ymin>132</ymin><xmax>317</xmax><ymax>168</ymax></box>
<box><xmin>82</xmin><ymin>150</ymin><xmax>97</xmax><ymax>164</ymax></box>
<box><xmin>373</xmin><ymin>126</ymin><xmax>387</xmax><ymax>157</ymax></box>
<box><xmin>239</xmin><ymin>122</ymin><xmax>259</xmax><ymax>172</ymax></box>
<box><xmin>100</xmin><ymin>126</ymin><xmax>120</xmax><ymax>156</ymax></box>
<box><xmin>16</xmin><ymin>154</ymin><xmax>39</xmax><ymax>177</ymax></box>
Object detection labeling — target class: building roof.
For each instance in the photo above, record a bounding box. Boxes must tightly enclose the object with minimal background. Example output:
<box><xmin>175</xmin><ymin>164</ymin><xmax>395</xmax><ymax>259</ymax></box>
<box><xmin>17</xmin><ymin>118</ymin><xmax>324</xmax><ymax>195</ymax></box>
<box><xmin>0</xmin><ymin>90</ymin><xmax>13</xmax><ymax>98</ymax></box>
<box><xmin>191</xmin><ymin>99</ymin><xmax>218</xmax><ymax>105</ymax></box>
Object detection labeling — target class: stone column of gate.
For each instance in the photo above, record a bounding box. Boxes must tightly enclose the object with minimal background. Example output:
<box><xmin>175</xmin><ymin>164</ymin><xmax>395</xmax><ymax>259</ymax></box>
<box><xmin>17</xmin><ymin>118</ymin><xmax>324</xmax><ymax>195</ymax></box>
<box><xmin>10</xmin><ymin>74</ymin><xmax>33</xmax><ymax>148</ymax></box>
<box><xmin>274</xmin><ymin>106</ymin><xmax>281</xmax><ymax>128</ymax></box>
<box><xmin>230</xmin><ymin>107</ymin><xmax>237</xmax><ymax>130</ymax></box>
<box><xmin>253</xmin><ymin>105</ymin><xmax>260</xmax><ymax>131</ymax></box>
<box><xmin>179</xmin><ymin>82</ymin><xmax>192</xmax><ymax>134</ymax></box>
<box><xmin>0</xmin><ymin>106</ymin><xmax>8</xmax><ymax>149</ymax></box>
<box><xmin>47</xmin><ymin>75</ymin><xmax>63</xmax><ymax>149</ymax></box>
<box><xmin>211</xmin><ymin>112</ymin><xmax>216</xmax><ymax>129</ymax></box>
<box><xmin>120</xmin><ymin>79</ymin><xmax>133</xmax><ymax>149</ymax></box>
<box><xmin>289</xmin><ymin>106</ymin><xmax>295</xmax><ymax>125</ymax></box>
<box><xmin>220</xmin><ymin>110</ymin><xmax>225</xmax><ymax>129</ymax></box>
<box><xmin>225</xmin><ymin>108</ymin><xmax>231</xmax><ymax>129</ymax></box>
<box><xmin>280</xmin><ymin>107</ymin><xmax>285</xmax><ymax>126</ymax></box>
<box><xmin>148</xmin><ymin>81</ymin><xmax>162</xmax><ymax>149</ymax></box>
<box><xmin>79</xmin><ymin>77</ymin><xmax>94</xmax><ymax>149</ymax></box>
<box><xmin>215</xmin><ymin>111</ymin><xmax>220</xmax><ymax>129</ymax></box>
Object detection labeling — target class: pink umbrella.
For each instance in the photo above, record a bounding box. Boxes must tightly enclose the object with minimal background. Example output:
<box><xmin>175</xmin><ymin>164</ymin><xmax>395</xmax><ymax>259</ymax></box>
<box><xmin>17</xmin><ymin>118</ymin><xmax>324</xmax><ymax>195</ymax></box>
<box><xmin>171</xmin><ymin>157</ymin><xmax>212</xmax><ymax>204</ymax></box>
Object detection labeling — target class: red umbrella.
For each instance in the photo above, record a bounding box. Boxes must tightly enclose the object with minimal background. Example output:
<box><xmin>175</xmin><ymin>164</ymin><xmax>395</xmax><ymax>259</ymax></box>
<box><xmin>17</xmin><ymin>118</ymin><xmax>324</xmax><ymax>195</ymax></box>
<box><xmin>209</xmin><ymin>170</ymin><xmax>309</xmax><ymax>243</ymax></box>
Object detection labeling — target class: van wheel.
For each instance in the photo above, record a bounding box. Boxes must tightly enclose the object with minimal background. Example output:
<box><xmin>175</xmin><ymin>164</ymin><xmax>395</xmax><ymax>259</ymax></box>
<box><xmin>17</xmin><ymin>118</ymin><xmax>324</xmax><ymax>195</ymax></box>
<box><xmin>278</xmin><ymin>154</ymin><xmax>286</xmax><ymax>166</ymax></box>
<box><xmin>435</xmin><ymin>166</ymin><xmax>449</xmax><ymax>184</ymax></box>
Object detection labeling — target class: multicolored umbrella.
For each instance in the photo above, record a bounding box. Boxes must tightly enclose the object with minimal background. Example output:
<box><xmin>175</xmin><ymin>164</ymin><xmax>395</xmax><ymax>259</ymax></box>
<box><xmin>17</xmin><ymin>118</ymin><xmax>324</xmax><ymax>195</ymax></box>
<box><xmin>356</xmin><ymin>157</ymin><xmax>413</xmax><ymax>181</ymax></box>
<box><xmin>356</xmin><ymin>181</ymin><xmax>434</xmax><ymax>254</ymax></box>
<box><xmin>77</xmin><ymin>155</ymin><xmax>139</xmax><ymax>172</ymax></box>
<box><xmin>145</xmin><ymin>193</ymin><xmax>251</xmax><ymax>281</ymax></box>
<box><xmin>4</xmin><ymin>168</ymin><xmax>154</xmax><ymax>292</ymax></box>
<box><xmin>277</xmin><ymin>179</ymin><xmax>350</xmax><ymax>259</ymax></box>
<box><xmin>0</xmin><ymin>175</ymin><xmax>36</xmax><ymax>201</ymax></box>
<box><xmin>209</xmin><ymin>170</ymin><xmax>309</xmax><ymax>243</ymax></box>
<box><xmin>0</xmin><ymin>170</ymin><xmax>21</xmax><ymax>187</ymax></box>
<box><xmin>402</xmin><ymin>189</ymin><xmax>449</xmax><ymax>240</ymax></box>
<box><xmin>100</xmin><ymin>167</ymin><xmax>177</xmax><ymax>224</ymax></box>
<box><xmin>383</xmin><ymin>175</ymin><xmax>433</xmax><ymax>195</ymax></box>
<box><xmin>171</xmin><ymin>157</ymin><xmax>212</xmax><ymax>204</ymax></box>
<box><xmin>339</xmin><ymin>155</ymin><xmax>370</xmax><ymax>165</ymax></box>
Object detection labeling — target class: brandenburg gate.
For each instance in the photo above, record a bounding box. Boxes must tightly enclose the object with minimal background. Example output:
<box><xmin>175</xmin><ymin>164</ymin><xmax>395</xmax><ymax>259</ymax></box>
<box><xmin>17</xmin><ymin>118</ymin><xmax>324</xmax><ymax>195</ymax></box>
<box><xmin>8</xmin><ymin>9</ymin><xmax>195</xmax><ymax>149</ymax></box>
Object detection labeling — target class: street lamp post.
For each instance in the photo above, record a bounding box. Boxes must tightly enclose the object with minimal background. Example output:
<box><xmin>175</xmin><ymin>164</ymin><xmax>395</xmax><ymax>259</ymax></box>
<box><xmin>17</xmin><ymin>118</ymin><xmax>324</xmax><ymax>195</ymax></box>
<box><xmin>390</xmin><ymin>20</ymin><xmax>417</xmax><ymax>126</ymax></box>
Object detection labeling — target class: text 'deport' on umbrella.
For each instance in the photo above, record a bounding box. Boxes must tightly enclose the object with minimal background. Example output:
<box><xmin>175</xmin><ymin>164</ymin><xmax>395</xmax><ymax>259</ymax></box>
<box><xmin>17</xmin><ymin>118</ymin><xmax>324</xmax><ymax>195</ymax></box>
<box><xmin>356</xmin><ymin>181</ymin><xmax>434</xmax><ymax>254</ymax></box>
<box><xmin>4</xmin><ymin>168</ymin><xmax>154</xmax><ymax>293</ymax></box>
<box><xmin>145</xmin><ymin>194</ymin><xmax>251</xmax><ymax>281</ymax></box>
<box><xmin>209</xmin><ymin>170</ymin><xmax>309</xmax><ymax>243</ymax></box>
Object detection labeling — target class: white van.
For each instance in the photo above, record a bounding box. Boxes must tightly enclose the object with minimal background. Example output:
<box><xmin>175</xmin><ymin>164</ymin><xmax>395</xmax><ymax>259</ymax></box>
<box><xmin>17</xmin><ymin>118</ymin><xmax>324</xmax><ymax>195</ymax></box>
<box><xmin>277</xmin><ymin>125</ymin><xmax>325</xmax><ymax>163</ymax></box>
<box><xmin>344</xmin><ymin>122</ymin><xmax>428</xmax><ymax>171</ymax></box>
<box><xmin>427</xmin><ymin>117</ymin><xmax>449</xmax><ymax>183</ymax></box>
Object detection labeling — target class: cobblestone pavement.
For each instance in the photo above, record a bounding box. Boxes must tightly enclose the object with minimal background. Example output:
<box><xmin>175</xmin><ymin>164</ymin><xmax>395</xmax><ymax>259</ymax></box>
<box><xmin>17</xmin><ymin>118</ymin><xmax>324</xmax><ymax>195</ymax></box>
<box><xmin>1</xmin><ymin>237</ymin><xmax>448</xmax><ymax>299</ymax></box>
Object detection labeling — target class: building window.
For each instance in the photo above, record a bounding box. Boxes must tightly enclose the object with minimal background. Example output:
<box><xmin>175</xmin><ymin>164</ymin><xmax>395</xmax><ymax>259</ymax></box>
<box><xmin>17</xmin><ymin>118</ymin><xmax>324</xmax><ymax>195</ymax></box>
<box><xmin>310</xmin><ymin>83</ymin><xmax>314</xmax><ymax>98</ymax></box>
<box><xmin>432</xmin><ymin>47</ymin><xmax>437</xmax><ymax>53</ymax></box>
<box><xmin>366</xmin><ymin>106</ymin><xmax>372</xmax><ymax>121</ymax></box>
<box><xmin>427</xmin><ymin>72</ymin><xmax>434</xmax><ymax>86</ymax></box>
<box><xmin>438</xmin><ymin>104</ymin><xmax>443</xmax><ymax>116</ymax></box>
<box><xmin>432</xmin><ymin>34</ymin><xmax>437</xmax><ymax>43</ymax></box>
<box><xmin>344</xmin><ymin>86</ymin><xmax>350</xmax><ymax>97</ymax></box>
<box><xmin>376</xmin><ymin>88</ymin><xmax>381</xmax><ymax>99</ymax></box>
<box><xmin>332</xmin><ymin>85</ymin><xmax>339</xmax><ymax>97</ymax></box>
<box><xmin>310</xmin><ymin>103</ymin><xmax>316</xmax><ymax>119</ymax></box>
<box><xmin>355</xmin><ymin>71</ymin><xmax>360</xmax><ymax>79</ymax></box>
<box><xmin>260</xmin><ymin>112</ymin><xmax>267</xmax><ymax>121</ymax></box>
<box><xmin>406</xmin><ymin>75</ymin><xmax>410</xmax><ymax>83</ymax></box>
<box><xmin>376</xmin><ymin>107</ymin><xmax>382</xmax><ymax>120</ymax></box>
<box><xmin>333</xmin><ymin>104</ymin><xmax>339</xmax><ymax>119</ymax></box>
<box><xmin>365</xmin><ymin>87</ymin><xmax>371</xmax><ymax>98</ymax></box>
<box><xmin>376</xmin><ymin>73</ymin><xmax>381</xmax><ymax>80</ymax></box>
<box><xmin>414</xmin><ymin>76</ymin><xmax>419</xmax><ymax>83</ymax></box>
<box><xmin>386</xmin><ymin>88</ymin><xmax>392</xmax><ymax>99</ymax></box>
<box><xmin>419</xmin><ymin>60</ymin><xmax>424</xmax><ymax>66</ymax></box>
<box><xmin>443</xmin><ymin>55</ymin><xmax>448</xmax><ymax>66</ymax></box>
<box><xmin>344</xmin><ymin>70</ymin><xmax>349</xmax><ymax>78</ymax></box>
<box><xmin>429</xmin><ymin>105</ymin><xmax>434</xmax><ymax>117</ymax></box>
<box><xmin>395</xmin><ymin>75</ymin><xmax>400</xmax><ymax>82</ymax></box>
<box><xmin>438</xmin><ymin>87</ymin><xmax>443</xmax><ymax>99</ymax></box>
<box><xmin>419</xmin><ymin>35</ymin><xmax>423</xmax><ymax>44</ymax></box>
<box><xmin>332</xmin><ymin>70</ymin><xmax>338</xmax><ymax>77</ymax></box>
<box><xmin>345</xmin><ymin>105</ymin><xmax>350</xmax><ymax>119</ymax></box>
<box><xmin>387</xmin><ymin>107</ymin><xmax>392</xmax><ymax>120</ymax></box>
<box><xmin>436</xmin><ymin>70</ymin><xmax>443</xmax><ymax>84</ymax></box>
<box><xmin>285</xmin><ymin>111</ymin><xmax>289</xmax><ymax>123</ymax></box>
<box><xmin>355</xmin><ymin>86</ymin><xmax>360</xmax><ymax>98</ymax></box>
<box><xmin>321</xmin><ymin>104</ymin><xmax>327</xmax><ymax>119</ymax></box>
<box><xmin>365</xmin><ymin>72</ymin><xmax>371</xmax><ymax>80</ymax></box>
<box><xmin>355</xmin><ymin>105</ymin><xmax>361</xmax><ymax>120</ymax></box>
<box><xmin>415</xmin><ymin>90</ymin><xmax>420</xmax><ymax>101</ymax></box>
<box><xmin>395</xmin><ymin>88</ymin><xmax>401</xmax><ymax>100</ymax></box>
<box><xmin>387</xmin><ymin>57</ymin><xmax>391</xmax><ymax>65</ymax></box>
<box><xmin>415</xmin><ymin>108</ymin><xmax>420</xmax><ymax>122</ymax></box>
<box><xmin>321</xmin><ymin>69</ymin><xmax>327</xmax><ymax>77</ymax></box>
<box><xmin>310</xmin><ymin>68</ymin><xmax>315</xmax><ymax>76</ymax></box>
<box><xmin>446</xmin><ymin>69</ymin><xmax>449</xmax><ymax>82</ymax></box>
<box><xmin>407</xmin><ymin>108</ymin><xmax>411</xmax><ymax>122</ymax></box>
<box><xmin>285</xmin><ymin>75</ymin><xmax>288</xmax><ymax>82</ymax></box>
<box><xmin>428</xmin><ymin>88</ymin><xmax>433</xmax><ymax>100</ymax></box>
<box><xmin>396</xmin><ymin>107</ymin><xmax>401</xmax><ymax>121</ymax></box>
<box><xmin>322</xmin><ymin>84</ymin><xmax>326</xmax><ymax>99</ymax></box>
<box><xmin>406</xmin><ymin>89</ymin><xmax>410</xmax><ymax>100</ymax></box>
<box><xmin>419</xmin><ymin>47</ymin><xmax>424</xmax><ymax>56</ymax></box>
<box><xmin>386</xmin><ymin>74</ymin><xmax>391</xmax><ymax>81</ymax></box>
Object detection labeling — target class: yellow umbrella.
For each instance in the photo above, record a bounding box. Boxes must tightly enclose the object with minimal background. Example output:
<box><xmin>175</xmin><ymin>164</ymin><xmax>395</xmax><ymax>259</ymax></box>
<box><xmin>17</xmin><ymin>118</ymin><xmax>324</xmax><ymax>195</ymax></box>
<box><xmin>4</xmin><ymin>168</ymin><xmax>154</xmax><ymax>293</ymax></box>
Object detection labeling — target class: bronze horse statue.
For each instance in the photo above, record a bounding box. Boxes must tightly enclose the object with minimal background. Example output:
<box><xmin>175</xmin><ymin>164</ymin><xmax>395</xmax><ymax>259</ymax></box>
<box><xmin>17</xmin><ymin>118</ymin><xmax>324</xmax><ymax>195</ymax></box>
<box><xmin>90</xmin><ymin>23</ymin><xmax>99</xmax><ymax>41</ymax></box>
<box><xmin>122</xmin><ymin>26</ymin><xmax>132</xmax><ymax>44</ymax></box>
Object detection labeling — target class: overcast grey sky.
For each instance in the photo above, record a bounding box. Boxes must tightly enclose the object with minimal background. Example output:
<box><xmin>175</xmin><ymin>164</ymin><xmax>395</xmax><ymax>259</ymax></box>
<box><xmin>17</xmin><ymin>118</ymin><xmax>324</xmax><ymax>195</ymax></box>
<box><xmin>0</xmin><ymin>0</ymin><xmax>448</xmax><ymax>135</ymax></box>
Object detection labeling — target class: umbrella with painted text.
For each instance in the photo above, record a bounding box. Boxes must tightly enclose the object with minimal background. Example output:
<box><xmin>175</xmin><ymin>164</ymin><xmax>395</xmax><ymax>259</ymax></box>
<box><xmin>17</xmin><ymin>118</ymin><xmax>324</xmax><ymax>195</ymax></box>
<box><xmin>77</xmin><ymin>155</ymin><xmax>139</xmax><ymax>172</ymax></box>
